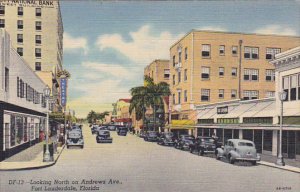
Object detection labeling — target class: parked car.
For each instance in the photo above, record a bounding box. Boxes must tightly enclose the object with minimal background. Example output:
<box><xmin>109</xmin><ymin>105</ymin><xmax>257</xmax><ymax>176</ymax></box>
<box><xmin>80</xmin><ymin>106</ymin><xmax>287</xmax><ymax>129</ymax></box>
<box><xmin>67</xmin><ymin>129</ymin><xmax>84</xmax><ymax>149</ymax></box>
<box><xmin>157</xmin><ymin>132</ymin><xmax>175</xmax><ymax>146</ymax></box>
<box><xmin>117</xmin><ymin>126</ymin><xmax>128</xmax><ymax>136</ymax></box>
<box><xmin>96</xmin><ymin>130</ymin><xmax>113</xmax><ymax>143</ymax></box>
<box><xmin>138</xmin><ymin>130</ymin><xmax>146</xmax><ymax>138</ymax></box>
<box><xmin>144</xmin><ymin>131</ymin><xmax>159</xmax><ymax>142</ymax></box>
<box><xmin>189</xmin><ymin>136</ymin><xmax>219</xmax><ymax>156</ymax></box>
<box><xmin>91</xmin><ymin>125</ymin><xmax>107</xmax><ymax>134</ymax></box>
<box><xmin>107</xmin><ymin>125</ymin><xmax>116</xmax><ymax>131</ymax></box>
<box><xmin>174</xmin><ymin>135</ymin><xmax>195</xmax><ymax>150</ymax></box>
<box><xmin>216</xmin><ymin>139</ymin><xmax>260</xmax><ymax>165</ymax></box>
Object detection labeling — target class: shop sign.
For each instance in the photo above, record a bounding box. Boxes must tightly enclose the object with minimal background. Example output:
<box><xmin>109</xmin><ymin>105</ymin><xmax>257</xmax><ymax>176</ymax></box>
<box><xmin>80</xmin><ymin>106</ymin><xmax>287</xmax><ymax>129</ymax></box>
<box><xmin>217</xmin><ymin>106</ymin><xmax>228</xmax><ymax>114</ymax></box>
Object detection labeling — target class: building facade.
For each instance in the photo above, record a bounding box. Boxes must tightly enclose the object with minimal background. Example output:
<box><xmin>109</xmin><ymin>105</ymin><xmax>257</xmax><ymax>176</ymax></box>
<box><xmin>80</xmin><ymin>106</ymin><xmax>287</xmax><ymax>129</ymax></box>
<box><xmin>169</xmin><ymin>30</ymin><xmax>300</xmax><ymax>125</ymax></box>
<box><xmin>0</xmin><ymin>29</ymin><xmax>47</xmax><ymax>161</ymax></box>
<box><xmin>0</xmin><ymin>0</ymin><xmax>64</xmax><ymax>111</ymax></box>
<box><xmin>144</xmin><ymin>59</ymin><xmax>170</xmax><ymax>84</ymax></box>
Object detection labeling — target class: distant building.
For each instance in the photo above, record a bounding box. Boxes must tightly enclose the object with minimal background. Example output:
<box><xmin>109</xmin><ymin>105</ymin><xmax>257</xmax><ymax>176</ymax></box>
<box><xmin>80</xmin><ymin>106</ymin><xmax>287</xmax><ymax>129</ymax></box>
<box><xmin>0</xmin><ymin>0</ymin><xmax>64</xmax><ymax>112</ymax></box>
<box><xmin>144</xmin><ymin>59</ymin><xmax>170</xmax><ymax>84</ymax></box>
<box><xmin>0</xmin><ymin>29</ymin><xmax>47</xmax><ymax>161</ymax></box>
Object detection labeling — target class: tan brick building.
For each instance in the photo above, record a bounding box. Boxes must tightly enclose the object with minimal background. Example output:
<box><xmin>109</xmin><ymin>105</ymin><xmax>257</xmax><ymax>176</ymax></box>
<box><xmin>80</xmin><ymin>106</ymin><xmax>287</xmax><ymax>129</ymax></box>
<box><xmin>144</xmin><ymin>59</ymin><xmax>170</xmax><ymax>84</ymax></box>
<box><xmin>169</xmin><ymin>30</ymin><xmax>300</xmax><ymax>123</ymax></box>
<box><xmin>0</xmin><ymin>0</ymin><xmax>63</xmax><ymax>111</ymax></box>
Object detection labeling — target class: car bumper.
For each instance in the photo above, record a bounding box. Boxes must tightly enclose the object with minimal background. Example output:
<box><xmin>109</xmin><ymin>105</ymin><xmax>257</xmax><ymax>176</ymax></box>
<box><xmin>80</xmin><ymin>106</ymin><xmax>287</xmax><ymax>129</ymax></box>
<box><xmin>97</xmin><ymin>139</ymin><xmax>112</xmax><ymax>143</ymax></box>
<box><xmin>235</xmin><ymin>157</ymin><xmax>260</xmax><ymax>161</ymax></box>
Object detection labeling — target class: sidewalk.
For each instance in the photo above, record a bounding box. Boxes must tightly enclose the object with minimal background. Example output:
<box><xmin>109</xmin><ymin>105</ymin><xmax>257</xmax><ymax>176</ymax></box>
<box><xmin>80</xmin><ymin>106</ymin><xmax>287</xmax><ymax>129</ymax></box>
<box><xmin>0</xmin><ymin>142</ymin><xmax>65</xmax><ymax>171</ymax></box>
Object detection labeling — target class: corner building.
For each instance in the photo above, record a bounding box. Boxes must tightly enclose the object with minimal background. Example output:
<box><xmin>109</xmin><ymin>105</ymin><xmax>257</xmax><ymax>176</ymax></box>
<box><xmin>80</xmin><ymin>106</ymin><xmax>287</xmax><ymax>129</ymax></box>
<box><xmin>0</xmin><ymin>0</ymin><xmax>63</xmax><ymax>111</ymax></box>
<box><xmin>169</xmin><ymin>30</ymin><xmax>300</xmax><ymax>125</ymax></box>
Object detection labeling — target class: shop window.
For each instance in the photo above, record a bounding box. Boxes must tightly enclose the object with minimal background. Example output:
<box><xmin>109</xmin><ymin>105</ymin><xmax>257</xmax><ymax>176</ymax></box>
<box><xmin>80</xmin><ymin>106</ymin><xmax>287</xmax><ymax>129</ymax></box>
<box><xmin>243</xmin><ymin>117</ymin><xmax>273</xmax><ymax>124</ymax></box>
<box><xmin>201</xmin><ymin>89</ymin><xmax>210</xmax><ymax>101</ymax></box>
<box><xmin>263</xmin><ymin>130</ymin><xmax>272</xmax><ymax>152</ymax></box>
<box><xmin>244</xmin><ymin>47</ymin><xmax>259</xmax><ymax>59</ymax></box>
<box><xmin>202</xmin><ymin>44</ymin><xmax>210</xmax><ymax>57</ymax></box>
<box><xmin>217</xmin><ymin>118</ymin><xmax>239</xmax><ymax>124</ymax></box>
<box><xmin>201</xmin><ymin>67</ymin><xmax>210</xmax><ymax>79</ymax></box>
<box><xmin>198</xmin><ymin>119</ymin><xmax>214</xmax><ymax>124</ymax></box>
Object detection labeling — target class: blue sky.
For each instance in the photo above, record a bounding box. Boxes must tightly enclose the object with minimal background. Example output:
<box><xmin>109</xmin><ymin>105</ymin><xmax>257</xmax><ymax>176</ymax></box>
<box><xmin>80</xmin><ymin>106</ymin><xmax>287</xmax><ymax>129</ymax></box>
<box><xmin>61</xmin><ymin>1</ymin><xmax>300</xmax><ymax>118</ymax></box>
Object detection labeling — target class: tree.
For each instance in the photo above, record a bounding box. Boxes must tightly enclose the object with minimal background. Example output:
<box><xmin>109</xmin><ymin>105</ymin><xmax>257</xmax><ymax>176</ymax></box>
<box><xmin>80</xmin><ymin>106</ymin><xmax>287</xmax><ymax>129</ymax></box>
<box><xmin>129</xmin><ymin>76</ymin><xmax>170</xmax><ymax>131</ymax></box>
<box><xmin>87</xmin><ymin>110</ymin><xmax>97</xmax><ymax>124</ymax></box>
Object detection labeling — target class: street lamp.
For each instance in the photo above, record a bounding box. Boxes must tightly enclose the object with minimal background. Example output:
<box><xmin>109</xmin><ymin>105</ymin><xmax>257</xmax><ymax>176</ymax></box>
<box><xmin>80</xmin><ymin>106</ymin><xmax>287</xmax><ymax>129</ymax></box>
<box><xmin>43</xmin><ymin>85</ymin><xmax>51</xmax><ymax>162</ymax></box>
<box><xmin>276</xmin><ymin>91</ymin><xmax>287</xmax><ymax>166</ymax></box>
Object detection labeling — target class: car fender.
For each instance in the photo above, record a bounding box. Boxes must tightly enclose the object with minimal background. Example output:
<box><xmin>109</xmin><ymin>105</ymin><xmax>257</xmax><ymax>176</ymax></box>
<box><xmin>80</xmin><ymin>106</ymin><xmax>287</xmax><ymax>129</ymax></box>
<box><xmin>216</xmin><ymin>148</ymin><xmax>224</xmax><ymax>156</ymax></box>
<box><xmin>229</xmin><ymin>150</ymin><xmax>240</xmax><ymax>159</ymax></box>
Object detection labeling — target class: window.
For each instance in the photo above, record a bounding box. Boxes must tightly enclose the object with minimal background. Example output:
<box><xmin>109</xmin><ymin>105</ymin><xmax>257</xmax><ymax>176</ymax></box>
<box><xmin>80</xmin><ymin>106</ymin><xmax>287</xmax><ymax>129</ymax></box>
<box><xmin>244</xmin><ymin>69</ymin><xmax>259</xmax><ymax>81</ymax></box>
<box><xmin>244</xmin><ymin>47</ymin><xmax>259</xmax><ymax>59</ymax></box>
<box><xmin>5</xmin><ymin>68</ymin><xmax>9</xmax><ymax>92</ymax></box>
<box><xmin>172</xmin><ymin>94</ymin><xmax>175</xmax><ymax>105</ymax></box>
<box><xmin>283</xmin><ymin>76</ymin><xmax>289</xmax><ymax>101</ymax></box>
<box><xmin>35</xmin><ymin>62</ymin><xmax>41</xmax><ymax>71</ymax></box>
<box><xmin>17</xmin><ymin>20</ymin><xmax>23</xmax><ymax>29</ymax></box>
<box><xmin>164</xmin><ymin>69</ymin><xmax>170</xmax><ymax>79</ymax></box>
<box><xmin>219</xmin><ymin>67</ymin><xmax>224</xmax><ymax>76</ymax></box>
<box><xmin>178</xmin><ymin>50</ymin><xmax>182</xmax><ymax>63</ymax></box>
<box><xmin>219</xmin><ymin>89</ymin><xmax>224</xmax><ymax>98</ymax></box>
<box><xmin>232</xmin><ymin>68</ymin><xmax>237</xmax><ymax>76</ymax></box>
<box><xmin>265</xmin><ymin>91</ymin><xmax>275</xmax><ymax>98</ymax></box>
<box><xmin>0</xmin><ymin>19</ymin><xmax>4</xmax><ymax>28</ymax></box>
<box><xmin>184</xmin><ymin>90</ymin><xmax>187</xmax><ymax>102</ymax></box>
<box><xmin>172</xmin><ymin>55</ymin><xmax>175</xmax><ymax>67</ymax></box>
<box><xmin>231</xmin><ymin>89</ymin><xmax>237</xmax><ymax>98</ymax></box>
<box><xmin>201</xmin><ymin>89</ymin><xmax>210</xmax><ymax>101</ymax></box>
<box><xmin>266</xmin><ymin>48</ymin><xmax>281</xmax><ymax>60</ymax></box>
<box><xmin>178</xmin><ymin>91</ymin><xmax>181</xmax><ymax>104</ymax></box>
<box><xmin>232</xmin><ymin>46</ymin><xmax>238</xmax><ymax>55</ymax></box>
<box><xmin>17</xmin><ymin>34</ymin><xmax>23</xmax><ymax>43</ymax></box>
<box><xmin>290</xmin><ymin>75</ymin><xmax>297</xmax><ymax>101</ymax></box>
<box><xmin>35</xmin><ymin>48</ymin><xmax>41</xmax><ymax>57</ymax></box>
<box><xmin>184</xmin><ymin>69</ymin><xmax>187</xmax><ymax>81</ymax></box>
<box><xmin>18</xmin><ymin>7</ymin><xmax>23</xmax><ymax>16</ymax></box>
<box><xmin>202</xmin><ymin>44</ymin><xmax>210</xmax><ymax>57</ymax></box>
<box><xmin>201</xmin><ymin>67</ymin><xmax>210</xmax><ymax>79</ymax></box>
<box><xmin>35</xmin><ymin>35</ymin><xmax>41</xmax><ymax>44</ymax></box>
<box><xmin>36</xmin><ymin>8</ymin><xmax>41</xmax><ymax>16</ymax></box>
<box><xmin>0</xmin><ymin>5</ymin><xmax>4</xmax><ymax>15</ymax></box>
<box><xmin>265</xmin><ymin>69</ymin><xmax>275</xmax><ymax>81</ymax></box>
<box><xmin>184</xmin><ymin>47</ymin><xmax>188</xmax><ymax>60</ymax></box>
<box><xmin>243</xmin><ymin>90</ymin><xmax>258</xmax><ymax>100</ymax></box>
<box><xmin>298</xmin><ymin>74</ymin><xmax>300</xmax><ymax>100</ymax></box>
<box><xmin>17</xmin><ymin>77</ymin><xmax>20</xmax><ymax>97</ymax></box>
<box><xmin>178</xmin><ymin>71</ymin><xmax>181</xmax><ymax>83</ymax></box>
<box><xmin>219</xmin><ymin>45</ymin><xmax>225</xmax><ymax>55</ymax></box>
<box><xmin>36</xmin><ymin>21</ymin><xmax>42</xmax><ymax>30</ymax></box>
<box><xmin>172</xmin><ymin>75</ymin><xmax>175</xmax><ymax>85</ymax></box>
<box><xmin>17</xmin><ymin>47</ymin><xmax>23</xmax><ymax>56</ymax></box>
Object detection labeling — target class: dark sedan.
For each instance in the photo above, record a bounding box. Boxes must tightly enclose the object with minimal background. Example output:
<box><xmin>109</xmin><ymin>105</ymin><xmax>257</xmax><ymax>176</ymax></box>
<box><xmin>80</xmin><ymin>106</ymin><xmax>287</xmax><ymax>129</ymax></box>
<box><xmin>189</xmin><ymin>136</ymin><xmax>218</xmax><ymax>156</ymax></box>
<box><xmin>96</xmin><ymin>130</ymin><xmax>113</xmax><ymax>143</ymax></box>
<box><xmin>157</xmin><ymin>132</ymin><xmax>175</xmax><ymax>146</ymax></box>
<box><xmin>117</xmin><ymin>126</ymin><xmax>128</xmax><ymax>136</ymax></box>
<box><xmin>144</xmin><ymin>131</ymin><xmax>159</xmax><ymax>142</ymax></box>
<box><xmin>174</xmin><ymin>135</ymin><xmax>195</xmax><ymax>150</ymax></box>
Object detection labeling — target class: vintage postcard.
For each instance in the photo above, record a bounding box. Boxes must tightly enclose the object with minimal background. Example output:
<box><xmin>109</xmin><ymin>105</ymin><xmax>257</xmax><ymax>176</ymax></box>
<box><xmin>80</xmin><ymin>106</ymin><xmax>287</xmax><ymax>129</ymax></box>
<box><xmin>0</xmin><ymin>0</ymin><xmax>299</xmax><ymax>192</ymax></box>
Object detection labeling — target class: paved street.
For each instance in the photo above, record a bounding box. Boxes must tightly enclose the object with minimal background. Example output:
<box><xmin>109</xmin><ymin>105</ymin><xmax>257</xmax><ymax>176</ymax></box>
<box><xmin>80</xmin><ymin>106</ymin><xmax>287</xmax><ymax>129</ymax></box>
<box><xmin>1</xmin><ymin>125</ymin><xmax>299</xmax><ymax>192</ymax></box>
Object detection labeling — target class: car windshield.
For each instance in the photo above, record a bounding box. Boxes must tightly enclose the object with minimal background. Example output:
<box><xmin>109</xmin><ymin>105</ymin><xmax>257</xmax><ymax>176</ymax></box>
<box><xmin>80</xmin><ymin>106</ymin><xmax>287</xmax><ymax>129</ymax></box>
<box><xmin>68</xmin><ymin>132</ymin><xmax>81</xmax><ymax>138</ymax></box>
<box><xmin>99</xmin><ymin>131</ymin><xmax>109</xmax><ymax>135</ymax></box>
<box><xmin>201</xmin><ymin>138</ymin><xmax>215</xmax><ymax>143</ymax></box>
<box><xmin>238</xmin><ymin>142</ymin><xmax>253</xmax><ymax>147</ymax></box>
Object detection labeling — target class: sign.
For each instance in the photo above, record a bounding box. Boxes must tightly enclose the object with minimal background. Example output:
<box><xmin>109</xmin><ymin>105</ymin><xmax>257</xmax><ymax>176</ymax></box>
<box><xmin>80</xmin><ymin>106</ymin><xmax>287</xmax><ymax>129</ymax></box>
<box><xmin>60</xmin><ymin>78</ymin><xmax>67</xmax><ymax>107</ymax></box>
<box><xmin>0</xmin><ymin>0</ymin><xmax>55</xmax><ymax>8</ymax></box>
<box><xmin>217</xmin><ymin>106</ymin><xmax>228</xmax><ymax>114</ymax></box>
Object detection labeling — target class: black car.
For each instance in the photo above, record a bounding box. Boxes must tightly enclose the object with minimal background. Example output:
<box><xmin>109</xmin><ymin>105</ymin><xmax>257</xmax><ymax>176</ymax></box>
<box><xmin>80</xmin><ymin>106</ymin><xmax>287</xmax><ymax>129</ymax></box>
<box><xmin>157</xmin><ymin>132</ymin><xmax>175</xmax><ymax>146</ymax></box>
<box><xmin>138</xmin><ymin>130</ymin><xmax>146</xmax><ymax>138</ymax></box>
<box><xmin>189</xmin><ymin>136</ymin><xmax>220</xmax><ymax>155</ymax></box>
<box><xmin>174</xmin><ymin>135</ymin><xmax>195</xmax><ymax>150</ymax></box>
<box><xmin>107</xmin><ymin>125</ymin><xmax>117</xmax><ymax>131</ymax></box>
<box><xmin>117</xmin><ymin>126</ymin><xmax>128</xmax><ymax>136</ymax></box>
<box><xmin>144</xmin><ymin>131</ymin><xmax>159</xmax><ymax>142</ymax></box>
<box><xmin>96</xmin><ymin>130</ymin><xmax>113</xmax><ymax>143</ymax></box>
<box><xmin>91</xmin><ymin>125</ymin><xmax>107</xmax><ymax>134</ymax></box>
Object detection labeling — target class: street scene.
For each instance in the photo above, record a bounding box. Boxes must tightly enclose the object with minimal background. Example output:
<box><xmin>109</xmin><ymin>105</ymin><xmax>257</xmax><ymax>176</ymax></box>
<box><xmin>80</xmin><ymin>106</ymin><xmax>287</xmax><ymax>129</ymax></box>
<box><xmin>0</xmin><ymin>0</ymin><xmax>300</xmax><ymax>192</ymax></box>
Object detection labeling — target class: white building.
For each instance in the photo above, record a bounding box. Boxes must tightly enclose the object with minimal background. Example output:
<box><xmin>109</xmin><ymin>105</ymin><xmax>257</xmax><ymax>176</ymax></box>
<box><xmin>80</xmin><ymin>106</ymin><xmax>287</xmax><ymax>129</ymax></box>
<box><xmin>0</xmin><ymin>29</ymin><xmax>47</xmax><ymax>161</ymax></box>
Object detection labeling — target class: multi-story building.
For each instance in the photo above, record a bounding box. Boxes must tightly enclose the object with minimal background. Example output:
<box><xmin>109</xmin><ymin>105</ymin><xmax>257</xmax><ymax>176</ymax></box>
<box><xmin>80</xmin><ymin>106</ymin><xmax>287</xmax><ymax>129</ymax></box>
<box><xmin>144</xmin><ymin>59</ymin><xmax>170</xmax><ymax>84</ymax></box>
<box><xmin>0</xmin><ymin>0</ymin><xmax>64</xmax><ymax>111</ymax></box>
<box><xmin>169</xmin><ymin>30</ymin><xmax>300</xmax><ymax>124</ymax></box>
<box><xmin>0</xmin><ymin>29</ymin><xmax>47</xmax><ymax>161</ymax></box>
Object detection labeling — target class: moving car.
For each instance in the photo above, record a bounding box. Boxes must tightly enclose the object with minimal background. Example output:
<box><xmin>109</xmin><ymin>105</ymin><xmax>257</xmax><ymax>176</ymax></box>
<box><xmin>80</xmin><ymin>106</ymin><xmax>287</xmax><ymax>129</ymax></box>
<box><xmin>91</xmin><ymin>125</ymin><xmax>107</xmax><ymax>134</ymax></box>
<box><xmin>216</xmin><ymin>139</ymin><xmax>260</xmax><ymax>165</ymax></box>
<box><xmin>117</xmin><ymin>126</ymin><xmax>128</xmax><ymax>136</ymax></box>
<box><xmin>144</xmin><ymin>131</ymin><xmax>159</xmax><ymax>142</ymax></box>
<box><xmin>96</xmin><ymin>130</ymin><xmax>113</xmax><ymax>143</ymax></box>
<box><xmin>189</xmin><ymin>136</ymin><xmax>218</xmax><ymax>156</ymax></box>
<box><xmin>174</xmin><ymin>135</ymin><xmax>195</xmax><ymax>150</ymax></box>
<box><xmin>157</xmin><ymin>132</ymin><xmax>175</xmax><ymax>146</ymax></box>
<box><xmin>67</xmin><ymin>129</ymin><xmax>84</xmax><ymax>149</ymax></box>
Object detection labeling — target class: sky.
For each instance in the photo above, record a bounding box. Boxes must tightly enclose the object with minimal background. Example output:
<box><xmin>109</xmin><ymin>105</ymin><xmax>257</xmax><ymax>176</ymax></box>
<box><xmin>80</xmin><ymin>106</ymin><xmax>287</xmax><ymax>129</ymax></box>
<box><xmin>60</xmin><ymin>0</ymin><xmax>300</xmax><ymax>118</ymax></box>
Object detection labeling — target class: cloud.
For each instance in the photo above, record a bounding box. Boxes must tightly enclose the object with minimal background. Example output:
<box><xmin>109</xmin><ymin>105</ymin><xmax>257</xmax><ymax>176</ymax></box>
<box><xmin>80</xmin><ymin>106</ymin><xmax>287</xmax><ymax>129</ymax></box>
<box><xmin>253</xmin><ymin>25</ymin><xmax>298</xmax><ymax>36</ymax></box>
<box><xmin>63</xmin><ymin>32</ymin><xmax>89</xmax><ymax>55</ymax></box>
<box><xmin>96</xmin><ymin>25</ymin><xmax>183</xmax><ymax>64</ymax></box>
<box><xmin>197</xmin><ymin>26</ymin><xmax>227</xmax><ymax>32</ymax></box>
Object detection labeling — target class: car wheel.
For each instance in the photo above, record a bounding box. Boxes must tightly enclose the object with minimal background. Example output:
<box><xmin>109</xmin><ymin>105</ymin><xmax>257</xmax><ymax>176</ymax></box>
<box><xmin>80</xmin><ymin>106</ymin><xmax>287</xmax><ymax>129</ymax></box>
<box><xmin>189</xmin><ymin>147</ymin><xmax>193</xmax><ymax>153</ymax></box>
<box><xmin>251</xmin><ymin>161</ymin><xmax>257</xmax><ymax>165</ymax></box>
<box><xmin>216</xmin><ymin>153</ymin><xmax>221</xmax><ymax>160</ymax></box>
<box><xmin>81</xmin><ymin>146</ymin><xmax>84</xmax><ymax>149</ymax></box>
<box><xmin>67</xmin><ymin>145</ymin><xmax>69</xmax><ymax>149</ymax></box>
<box><xmin>229</xmin><ymin>155</ymin><xmax>235</xmax><ymax>164</ymax></box>
<box><xmin>199</xmin><ymin>150</ymin><xmax>204</xmax><ymax>156</ymax></box>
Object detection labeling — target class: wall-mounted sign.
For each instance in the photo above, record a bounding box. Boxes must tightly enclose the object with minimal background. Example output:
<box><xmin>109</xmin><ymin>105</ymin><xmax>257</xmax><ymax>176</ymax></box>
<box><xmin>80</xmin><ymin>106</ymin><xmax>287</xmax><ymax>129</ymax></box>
<box><xmin>0</xmin><ymin>0</ymin><xmax>55</xmax><ymax>8</ymax></box>
<box><xmin>217</xmin><ymin>106</ymin><xmax>228</xmax><ymax>114</ymax></box>
<box><xmin>60</xmin><ymin>78</ymin><xmax>67</xmax><ymax>107</ymax></box>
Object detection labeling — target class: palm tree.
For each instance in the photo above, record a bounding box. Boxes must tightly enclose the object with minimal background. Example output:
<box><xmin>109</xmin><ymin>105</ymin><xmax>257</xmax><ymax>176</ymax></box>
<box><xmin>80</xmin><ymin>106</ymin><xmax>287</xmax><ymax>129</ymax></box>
<box><xmin>87</xmin><ymin>110</ymin><xmax>97</xmax><ymax>123</ymax></box>
<box><xmin>129</xmin><ymin>76</ymin><xmax>170</xmax><ymax>131</ymax></box>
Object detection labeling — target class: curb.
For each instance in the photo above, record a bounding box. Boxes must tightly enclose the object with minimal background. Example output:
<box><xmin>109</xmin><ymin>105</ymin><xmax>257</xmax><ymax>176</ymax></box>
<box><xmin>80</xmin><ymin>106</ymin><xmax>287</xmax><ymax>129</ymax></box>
<box><xmin>0</xmin><ymin>144</ymin><xmax>65</xmax><ymax>171</ymax></box>
<box><xmin>258</xmin><ymin>161</ymin><xmax>300</xmax><ymax>174</ymax></box>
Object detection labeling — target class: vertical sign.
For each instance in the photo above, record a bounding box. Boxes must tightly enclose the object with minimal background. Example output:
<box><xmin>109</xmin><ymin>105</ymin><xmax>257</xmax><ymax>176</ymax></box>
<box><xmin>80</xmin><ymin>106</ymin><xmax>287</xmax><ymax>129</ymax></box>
<box><xmin>60</xmin><ymin>78</ymin><xmax>67</xmax><ymax>107</ymax></box>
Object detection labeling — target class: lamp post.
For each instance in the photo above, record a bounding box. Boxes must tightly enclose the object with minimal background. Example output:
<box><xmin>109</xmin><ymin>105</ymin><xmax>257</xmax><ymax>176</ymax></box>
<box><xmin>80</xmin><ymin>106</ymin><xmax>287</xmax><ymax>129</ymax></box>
<box><xmin>276</xmin><ymin>91</ymin><xmax>287</xmax><ymax>166</ymax></box>
<box><xmin>43</xmin><ymin>85</ymin><xmax>51</xmax><ymax>162</ymax></box>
